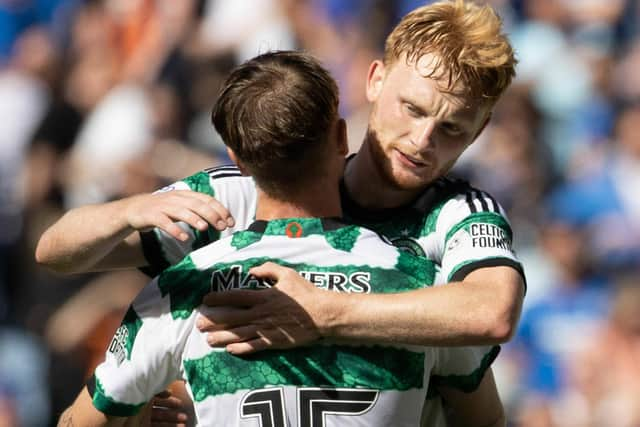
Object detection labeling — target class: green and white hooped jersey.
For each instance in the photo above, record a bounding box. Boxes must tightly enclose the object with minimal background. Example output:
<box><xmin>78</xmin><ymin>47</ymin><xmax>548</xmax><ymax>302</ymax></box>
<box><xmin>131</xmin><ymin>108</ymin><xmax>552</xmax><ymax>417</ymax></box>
<box><xmin>139</xmin><ymin>164</ymin><xmax>525</xmax><ymax>407</ymax></box>
<box><xmin>141</xmin><ymin>164</ymin><xmax>525</xmax><ymax>286</ymax></box>
<box><xmin>91</xmin><ymin>218</ymin><xmax>497</xmax><ymax>426</ymax></box>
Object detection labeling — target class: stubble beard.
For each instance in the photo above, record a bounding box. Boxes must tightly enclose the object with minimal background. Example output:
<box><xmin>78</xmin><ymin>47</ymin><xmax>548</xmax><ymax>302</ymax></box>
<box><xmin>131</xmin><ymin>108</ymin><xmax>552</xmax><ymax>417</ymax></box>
<box><xmin>366</xmin><ymin>128</ymin><xmax>437</xmax><ymax>192</ymax></box>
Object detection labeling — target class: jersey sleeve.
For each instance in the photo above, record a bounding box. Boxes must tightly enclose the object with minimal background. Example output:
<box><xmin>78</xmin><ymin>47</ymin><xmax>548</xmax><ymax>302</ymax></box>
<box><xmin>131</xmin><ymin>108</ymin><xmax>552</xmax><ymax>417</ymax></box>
<box><xmin>429</xmin><ymin>345</ymin><xmax>500</xmax><ymax>394</ymax></box>
<box><xmin>436</xmin><ymin>189</ymin><xmax>526</xmax><ymax>288</ymax></box>
<box><xmin>139</xmin><ymin>166</ymin><xmax>258</xmax><ymax>276</ymax></box>
<box><xmin>87</xmin><ymin>278</ymin><xmax>195</xmax><ymax>416</ymax></box>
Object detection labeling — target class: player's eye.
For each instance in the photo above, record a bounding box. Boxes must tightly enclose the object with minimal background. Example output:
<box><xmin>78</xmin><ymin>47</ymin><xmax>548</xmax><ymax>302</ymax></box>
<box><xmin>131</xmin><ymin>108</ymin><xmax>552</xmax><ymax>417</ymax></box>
<box><xmin>440</xmin><ymin>122</ymin><xmax>464</xmax><ymax>137</ymax></box>
<box><xmin>404</xmin><ymin>103</ymin><xmax>423</xmax><ymax>118</ymax></box>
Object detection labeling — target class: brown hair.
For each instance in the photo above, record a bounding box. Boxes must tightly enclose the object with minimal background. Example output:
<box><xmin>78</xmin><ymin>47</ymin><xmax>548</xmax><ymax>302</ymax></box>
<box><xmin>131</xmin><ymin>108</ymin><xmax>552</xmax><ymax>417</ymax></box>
<box><xmin>212</xmin><ymin>50</ymin><xmax>339</xmax><ymax>197</ymax></box>
<box><xmin>384</xmin><ymin>0</ymin><xmax>516</xmax><ymax>101</ymax></box>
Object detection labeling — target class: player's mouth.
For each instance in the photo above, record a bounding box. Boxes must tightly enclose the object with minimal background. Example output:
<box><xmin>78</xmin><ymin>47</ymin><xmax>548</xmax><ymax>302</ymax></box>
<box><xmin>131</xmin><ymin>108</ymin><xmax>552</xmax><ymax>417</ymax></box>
<box><xmin>395</xmin><ymin>149</ymin><xmax>429</xmax><ymax>169</ymax></box>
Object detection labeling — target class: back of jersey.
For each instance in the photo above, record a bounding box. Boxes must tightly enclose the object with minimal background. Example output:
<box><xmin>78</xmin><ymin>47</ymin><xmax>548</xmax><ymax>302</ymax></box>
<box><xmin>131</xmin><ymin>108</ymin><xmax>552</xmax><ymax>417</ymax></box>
<box><xmin>173</xmin><ymin>218</ymin><xmax>436</xmax><ymax>426</ymax></box>
<box><xmin>91</xmin><ymin>218</ymin><xmax>491</xmax><ymax>426</ymax></box>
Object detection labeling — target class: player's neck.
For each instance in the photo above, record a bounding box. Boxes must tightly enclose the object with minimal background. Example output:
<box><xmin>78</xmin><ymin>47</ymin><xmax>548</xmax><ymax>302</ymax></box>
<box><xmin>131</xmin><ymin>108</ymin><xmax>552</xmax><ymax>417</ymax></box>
<box><xmin>255</xmin><ymin>183</ymin><xmax>342</xmax><ymax>221</ymax></box>
<box><xmin>344</xmin><ymin>141</ymin><xmax>421</xmax><ymax>210</ymax></box>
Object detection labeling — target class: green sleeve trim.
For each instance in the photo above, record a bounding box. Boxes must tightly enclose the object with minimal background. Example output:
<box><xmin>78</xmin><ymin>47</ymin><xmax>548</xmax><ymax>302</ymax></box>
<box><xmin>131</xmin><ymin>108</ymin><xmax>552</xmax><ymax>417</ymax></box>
<box><xmin>447</xmin><ymin>257</ymin><xmax>527</xmax><ymax>295</ymax></box>
<box><xmin>430</xmin><ymin>345</ymin><xmax>501</xmax><ymax>394</ymax></box>
<box><xmin>89</xmin><ymin>376</ymin><xmax>146</xmax><ymax>417</ymax></box>
<box><xmin>443</xmin><ymin>212</ymin><xmax>512</xmax><ymax>248</ymax></box>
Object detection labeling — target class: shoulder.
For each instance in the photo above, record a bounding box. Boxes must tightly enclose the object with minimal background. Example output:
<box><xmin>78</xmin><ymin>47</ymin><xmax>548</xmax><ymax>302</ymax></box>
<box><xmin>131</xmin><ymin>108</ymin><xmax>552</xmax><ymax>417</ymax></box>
<box><xmin>422</xmin><ymin>178</ymin><xmax>510</xmax><ymax>231</ymax></box>
<box><xmin>412</xmin><ymin>177</ymin><xmax>472</xmax><ymax>214</ymax></box>
<box><xmin>156</xmin><ymin>237</ymin><xmax>235</xmax><ymax>291</ymax></box>
<box><xmin>172</xmin><ymin>235</ymin><xmax>240</xmax><ymax>273</ymax></box>
<box><xmin>155</xmin><ymin>236</ymin><xmax>245</xmax><ymax>317</ymax></box>
<box><xmin>409</xmin><ymin>178</ymin><xmax>510</xmax><ymax>247</ymax></box>
<box><xmin>347</xmin><ymin>226</ymin><xmax>436</xmax><ymax>284</ymax></box>
<box><xmin>157</xmin><ymin>165</ymin><xmax>255</xmax><ymax>196</ymax></box>
<box><xmin>415</xmin><ymin>177</ymin><xmax>502</xmax><ymax>216</ymax></box>
<box><xmin>330</xmin><ymin>224</ymin><xmax>395</xmax><ymax>254</ymax></box>
<box><xmin>203</xmin><ymin>164</ymin><xmax>243</xmax><ymax>178</ymax></box>
<box><xmin>203</xmin><ymin>165</ymin><xmax>254</xmax><ymax>189</ymax></box>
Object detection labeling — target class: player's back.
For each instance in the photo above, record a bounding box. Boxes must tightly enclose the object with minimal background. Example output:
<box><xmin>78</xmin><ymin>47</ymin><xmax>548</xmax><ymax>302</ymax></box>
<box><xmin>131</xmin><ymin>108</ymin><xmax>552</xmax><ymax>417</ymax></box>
<box><xmin>93</xmin><ymin>217</ymin><xmax>489</xmax><ymax>426</ymax></box>
<box><xmin>169</xmin><ymin>217</ymin><xmax>437</xmax><ymax>426</ymax></box>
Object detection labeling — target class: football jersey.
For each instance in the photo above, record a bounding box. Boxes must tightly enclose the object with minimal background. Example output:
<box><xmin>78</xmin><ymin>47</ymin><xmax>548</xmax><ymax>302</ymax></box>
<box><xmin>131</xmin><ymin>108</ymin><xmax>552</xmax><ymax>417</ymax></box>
<box><xmin>139</xmin><ymin>163</ymin><xmax>525</xmax><ymax>407</ymax></box>
<box><xmin>140</xmin><ymin>164</ymin><xmax>525</xmax><ymax>285</ymax></box>
<box><xmin>91</xmin><ymin>218</ymin><xmax>498</xmax><ymax>426</ymax></box>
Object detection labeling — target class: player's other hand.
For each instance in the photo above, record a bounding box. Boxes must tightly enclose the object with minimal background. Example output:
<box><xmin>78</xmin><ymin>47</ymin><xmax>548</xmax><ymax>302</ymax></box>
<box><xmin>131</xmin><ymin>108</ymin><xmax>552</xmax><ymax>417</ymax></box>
<box><xmin>149</xmin><ymin>383</ymin><xmax>194</xmax><ymax>427</ymax></box>
<box><xmin>123</xmin><ymin>191</ymin><xmax>235</xmax><ymax>241</ymax></box>
<box><xmin>197</xmin><ymin>262</ymin><xmax>334</xmax><ymax>355</ymax></box>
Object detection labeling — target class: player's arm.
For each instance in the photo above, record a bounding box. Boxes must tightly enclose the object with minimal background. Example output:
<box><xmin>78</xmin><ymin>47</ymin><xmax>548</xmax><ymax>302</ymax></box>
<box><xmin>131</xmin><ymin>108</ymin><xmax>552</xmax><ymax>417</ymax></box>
<box><xmin>35</xmin><ymin>188</ymin><xmax>232</xmax><ymax>274</ymax></box>
<box><xmin>420</xmin><ymin>191</ymin><xmax>526</xmax><ymax>345</ymax></box>
<box><xmin>438</xmin><ymin>369</ymin><xmax>506</xmax><ymax>427</ymax></box>
<box><xmin>70</xmin><ymin>275</ymin><xmax>193</xmax><ymax>425</ymax></box>
<box><xmin>325</xmin><ymin>264</ymin><xmax>523</xmax><ymax>346</ymax></box>
<box><xmin>58</xmin><ymin>387</ymin><xmax>127</xmax><ymax>427</ymax></box>
<box><xmin>59</xmin><ymin>387</ymin><xmax>189</xmax><ymax>427</ymax></box>
<box><xmin>197</xmin><ymin>262</ymin><xmax>523</xmax><ymax>353</ymax></box>
<box><xmin>430</xmin><ymin>345</ymin><xmax>505</xmax><ymax>427</ymax></box>
<box><xmin>58</xmin><ymin>387</ymin><xmax>165</xmax><ymax>427</ymax></box>
<box><xmin>335</xmin><ymin>264</ymin><xmax>523</xmax><ymax>345</ymax></box>
<box><xmin>197</xmin><ymin>191</ymin><xmax>524</xmax><ymax>351</ymax></box>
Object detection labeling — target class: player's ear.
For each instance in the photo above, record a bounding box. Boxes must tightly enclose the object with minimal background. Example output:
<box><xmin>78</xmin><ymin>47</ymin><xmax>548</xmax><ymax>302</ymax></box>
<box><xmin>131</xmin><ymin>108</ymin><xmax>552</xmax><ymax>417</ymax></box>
<box><xmin>366</xmin><ymin>60</ymin><xmax>385</xmax><ymax>102</ymax></box>
<box><xmin>336</xmin><ymin>118</ymin><xmax>348</xmax><ymax>156</ymax></box>
<box><xmin>226</xmin><ymin>148</ymin><xmax>249</xmax><ymax>176</ymax></box>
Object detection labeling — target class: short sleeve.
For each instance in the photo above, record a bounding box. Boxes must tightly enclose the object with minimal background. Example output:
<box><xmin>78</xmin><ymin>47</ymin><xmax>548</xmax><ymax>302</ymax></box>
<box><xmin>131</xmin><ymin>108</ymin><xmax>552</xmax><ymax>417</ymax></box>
<box><xmin>139</xmin><ymin>167</ymin><xmax>258</xmax><ymax>276</ymax></box>
<box><xmin>88</xmin><ymin>278</ymin><xmax>194</xmax><ymax>416</ymax></box>
<box><xmin>436</xmin><ymin>190</ymin><xmax>525</xmax><ymax>287</ymax></box>
<box><xmin>430</xmin><ymin>345</ymin><xmax>500</xmax><ymax>393</ymax></box>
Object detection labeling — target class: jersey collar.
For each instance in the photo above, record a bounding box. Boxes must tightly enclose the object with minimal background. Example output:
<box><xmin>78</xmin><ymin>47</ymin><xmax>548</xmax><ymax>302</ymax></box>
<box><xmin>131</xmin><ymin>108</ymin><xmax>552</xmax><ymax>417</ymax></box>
<box><xmin>247</xmin><ymin>217</ymin><xmax>350</xmax><ymax>237</ymax></box>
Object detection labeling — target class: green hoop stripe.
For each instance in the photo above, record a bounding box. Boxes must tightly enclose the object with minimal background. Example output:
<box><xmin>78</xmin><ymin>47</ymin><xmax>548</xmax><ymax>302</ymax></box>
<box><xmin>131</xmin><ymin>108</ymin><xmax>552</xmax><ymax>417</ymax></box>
<box><xmin>184</xmin><ymin>344</ymin><xmax>425</xmax><ymax>401</ymax></box>
<box><xmin>91</xmin><ymin>377</ymin><xmax>146</xmax><ymax>417</ymax></box>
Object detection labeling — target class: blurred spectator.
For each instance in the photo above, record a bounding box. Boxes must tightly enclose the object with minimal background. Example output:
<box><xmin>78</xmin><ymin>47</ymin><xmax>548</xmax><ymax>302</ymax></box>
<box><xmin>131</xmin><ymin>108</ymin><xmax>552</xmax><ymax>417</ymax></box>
<box><xmin>63</xmin><ymin>83</ymin><xmax>154</xmax><ymax>206</ymax></box>
<box><xmin>21</xmin><ymin>47</ymin><xmax>114</xmax><ymax>213</ymax></box>
<box><xmin>613</xmin><ymin>38</ymin><xmax>640</xmax><ymax>102</ymax></box>
<box><xmin>511</xmin><ymin>18</ymin><xmax>593</xmax><ymax>170</ymax></box>
<box><xmin>192</xmin><ymin>0</ymin><xmax>296</xmax><ymax>63</ymax></box>
<box><xmin>543</xmin><ymin>103</ymin><xmax>640</xmax><ymax>275</ymax></box>
<box><xmin>0</xmin><ymin>27</ymin><xmax>57</xmax><ymax>321</ymax></box>
<box><xmin>503</xmin><ymin>201</ymin><xmax>612</xmax><ymax>421</ymax></box>
<box><xmin>0</xmin><ymin>0</ymin><xmax>77</xmax><ymax>63</ymax></box>
<box><xmin>557</xmin><ymin>275</ymin><xmax>640</xmax><ymax>427</ymax></box>
<box><xmin>342</xmin><ymin>46</ymin><xmax>377</xmax><ymax>153</ymax></box>
<box><xmin>44</xmin><ymin>270</ymin><xmax>146</xmax><ymax>376</ymax></box>
<box><xmin>0</xmin><ymin>327</ymin><xmax>50</xmax><ymax>427</ymax></box>
<box><xmin>0</xmin><ymin>390</ymin><xmax>19</xmax><ymax>427</ymax></box>
<box><xmin>515</xmin><ymin>396</ymin><xmax>555</xmax><ymax>427</ymax></box>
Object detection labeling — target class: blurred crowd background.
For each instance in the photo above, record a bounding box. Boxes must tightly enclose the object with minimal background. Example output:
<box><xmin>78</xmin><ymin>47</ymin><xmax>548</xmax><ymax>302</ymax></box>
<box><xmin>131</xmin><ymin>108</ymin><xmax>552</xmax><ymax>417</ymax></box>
<box><xmin>0</xmin><ymin>0</ymin><xmax>639</xmax><ymax>426</ymax></box>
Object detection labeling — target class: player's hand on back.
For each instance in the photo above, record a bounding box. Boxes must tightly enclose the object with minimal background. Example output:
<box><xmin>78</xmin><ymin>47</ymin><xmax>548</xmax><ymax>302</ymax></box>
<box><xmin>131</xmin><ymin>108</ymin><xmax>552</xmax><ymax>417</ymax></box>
<box><xmin>124</xmin><ymin>191</ymin><xmax>235</xmax><ymax>241</ymax></box>
<box><xmin>129</xmin><ymin>383</ymin><xmax>194</xmax><ymax>427</ymax></box>
<box><xmin>148</xmin><ymin>384</ymin><xmax>194</xmax><ymax>427</ymax></box>
<box><xmin>197</xmin><ymin>262</ymin><xmax>335</xmax><ymax>355</ymax></box>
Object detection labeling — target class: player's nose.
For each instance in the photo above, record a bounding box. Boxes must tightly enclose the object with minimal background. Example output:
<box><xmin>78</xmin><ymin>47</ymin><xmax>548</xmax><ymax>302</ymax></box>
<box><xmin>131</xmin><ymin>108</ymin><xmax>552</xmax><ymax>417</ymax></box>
<box><xmin>411</xmin><ymin>118</ymin><xmax>436</xmax><ymax>150</ymax></box>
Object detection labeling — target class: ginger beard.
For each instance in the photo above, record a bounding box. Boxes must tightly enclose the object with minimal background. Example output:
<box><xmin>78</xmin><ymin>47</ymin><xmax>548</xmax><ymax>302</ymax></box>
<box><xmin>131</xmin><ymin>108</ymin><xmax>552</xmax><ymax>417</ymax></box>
<box><xmin>365</xmin><ymin>115</ymin><xmax>443</xmax><ymax>193</ymax></box>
